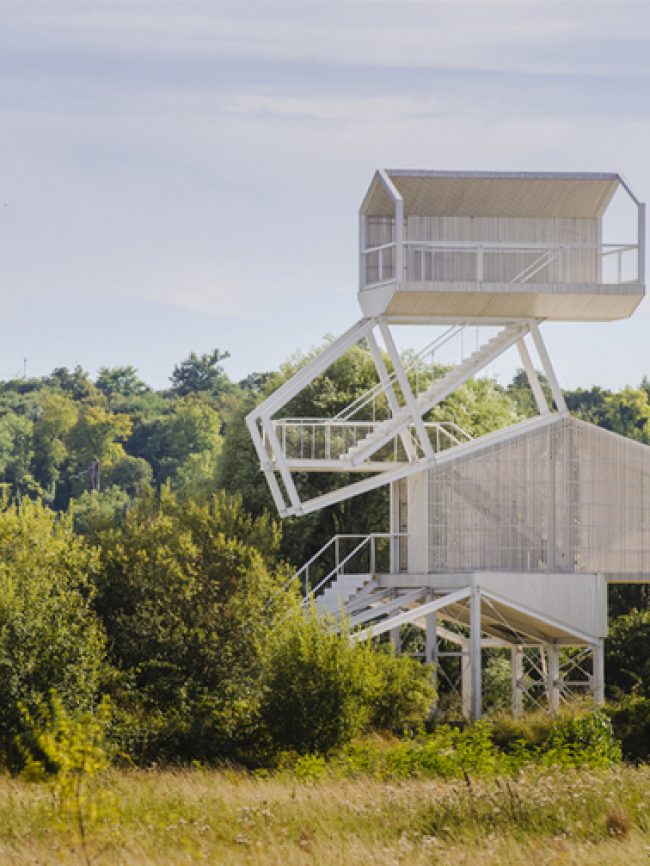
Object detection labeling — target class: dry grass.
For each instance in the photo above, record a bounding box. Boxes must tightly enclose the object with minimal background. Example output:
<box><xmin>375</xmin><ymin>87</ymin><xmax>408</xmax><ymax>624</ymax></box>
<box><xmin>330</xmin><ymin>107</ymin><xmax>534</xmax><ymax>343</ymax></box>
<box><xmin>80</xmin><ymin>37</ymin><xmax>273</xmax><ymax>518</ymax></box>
<box><xmin>0</xmin><ymin>765</ymin><xmax>648</xmax><ymax>865</ymax></box>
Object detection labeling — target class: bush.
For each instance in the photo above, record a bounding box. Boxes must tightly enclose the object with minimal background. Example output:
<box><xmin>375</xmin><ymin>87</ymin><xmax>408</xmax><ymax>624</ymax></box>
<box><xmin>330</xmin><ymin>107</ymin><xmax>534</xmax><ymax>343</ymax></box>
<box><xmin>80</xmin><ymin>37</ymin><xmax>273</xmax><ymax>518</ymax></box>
<box><xmin>365</xmin><ymin>645</ymin><xmax>436</xmax><ymax>735</ymax></box>
<box><xmin>259</xmin><ymin>607</ymin><xmax>372</xmax><ymax>756</ymax></box>
<box><xmin>542</xmin><ymin>709</ymin><xmax>621</xmax><ymax>768</ymax></box>
<box><xmin>606</xmin><ymin>610</ymin><xmax>650</xmax><ymax>699</ymax></box>
<box><xmin>607</xmin><ymin>696</ymin><xmax>650</xmax><ymax>763</ymax></box>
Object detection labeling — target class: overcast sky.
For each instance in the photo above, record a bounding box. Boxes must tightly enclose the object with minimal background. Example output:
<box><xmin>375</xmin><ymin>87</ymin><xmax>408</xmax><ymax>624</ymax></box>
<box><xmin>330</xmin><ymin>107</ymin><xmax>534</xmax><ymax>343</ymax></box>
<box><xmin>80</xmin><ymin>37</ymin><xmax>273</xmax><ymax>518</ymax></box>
<box><xmin>1</xmin><ymin>0</ymin><xmax>649</xmax><ymax>389</ymax></box>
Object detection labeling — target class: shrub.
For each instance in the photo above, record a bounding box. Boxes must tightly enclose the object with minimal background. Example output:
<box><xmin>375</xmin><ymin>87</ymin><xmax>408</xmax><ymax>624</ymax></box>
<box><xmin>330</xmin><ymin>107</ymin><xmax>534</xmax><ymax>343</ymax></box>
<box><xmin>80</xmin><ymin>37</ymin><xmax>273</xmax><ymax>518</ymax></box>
<box><xmin>607</xmin><ymin>696</ymin><xmax>650</xmax><ymax>763</ymax></box>
<box><xmin>542</xmin><ymin>709</ymin><xmax>621</xmax><ymax>768</ymax></box>
<box><xmin>259</xmin><ymin>607</ymin><xmax>372</xmax><ymax>756</ymax></box>
<box><xmin>606</xmin><ymin>610</ymin><xmax>650</xmax><ymax>699</ymax></box>
<box><xmin>365</xmin><ymin>645</ymin><xmax>435</xmax><ymax>735</ymax></box>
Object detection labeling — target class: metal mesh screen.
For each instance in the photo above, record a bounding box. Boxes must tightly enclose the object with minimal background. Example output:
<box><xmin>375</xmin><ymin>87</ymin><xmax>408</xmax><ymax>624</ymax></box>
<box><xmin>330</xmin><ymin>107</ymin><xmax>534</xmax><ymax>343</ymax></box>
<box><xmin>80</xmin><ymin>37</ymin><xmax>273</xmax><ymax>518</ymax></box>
<box><xmin>428</xmin><ymin>417</ymin><xmax>650</xmax><ymax>578</ymax></box>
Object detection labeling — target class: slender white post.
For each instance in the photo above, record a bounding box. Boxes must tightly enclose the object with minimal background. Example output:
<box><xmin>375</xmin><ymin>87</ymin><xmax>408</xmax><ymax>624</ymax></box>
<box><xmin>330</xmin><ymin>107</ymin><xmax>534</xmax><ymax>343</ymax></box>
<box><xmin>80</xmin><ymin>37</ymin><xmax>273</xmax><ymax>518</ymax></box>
<box><xmin>425</xmin><ymin>612</ymin><xmax>438</xmax><ymax>704</ymax></box>
<box><xmin>592</xmin><ymin>639</ymin><xmax>605</xmax><ymax>705</ymax></box>
<box><xmin>516</xmin><ymin>337</ymin><xmax>549</xmax><ymax>415</ymax></box>
<box><xmin>511</xmin><ymin>645</ymin><xmax>524</xmax><ymax>717</ymax></box>
<box><xmin>395</xmin><ymin>197</ymin><xmax>404</xmax><ymax>286</ymax></box>
<box><xmin>461</xmin><ymin>643</ymin><xmax>472</xmax><ymax>720</ymax></box>
<box><xmin>528</xmin><ymin>321</ymin><xmax>567</xmax><ymax>413</ymax></box>
<box><xmin>638</xmin><ymin>202</ymin><xmax>646</xmax><ymax>285</ymax></box>
<box><xmin>547</xmin><ymin>644</ymin><xmax>560</xmax><ymax>712</ymax></box>
<box><xmin>425</xmin><ymin>612</ymin><xmax>437</xmax><ymax>664</ymax></box>
<box><xmin>378</xmin><ymin>322</ymin><xmax>435</xmax><ymax>461</ymax></box>
<box><xmin>470</xmin><ymin>586</ymin><xmax>482</xmax><ymax>721</ymax></box>
<box><xmin>366</xmin><ymin>330</ymin><xmax>416</xmax><ymax>460</ymax></box>
<box><xmin>359</xmin><ymin>211</ymin><xmax>366</xmax><ymax>288</ymax></box>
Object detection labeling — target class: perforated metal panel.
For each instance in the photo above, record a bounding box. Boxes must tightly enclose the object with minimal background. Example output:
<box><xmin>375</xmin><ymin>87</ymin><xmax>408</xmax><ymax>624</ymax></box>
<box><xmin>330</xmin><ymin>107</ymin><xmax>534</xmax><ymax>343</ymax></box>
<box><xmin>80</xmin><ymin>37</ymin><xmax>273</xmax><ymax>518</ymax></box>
<box><xmin>428</xmin><ymin>417</ymin><xmax>650</xmax><ymax>579</ymax></box>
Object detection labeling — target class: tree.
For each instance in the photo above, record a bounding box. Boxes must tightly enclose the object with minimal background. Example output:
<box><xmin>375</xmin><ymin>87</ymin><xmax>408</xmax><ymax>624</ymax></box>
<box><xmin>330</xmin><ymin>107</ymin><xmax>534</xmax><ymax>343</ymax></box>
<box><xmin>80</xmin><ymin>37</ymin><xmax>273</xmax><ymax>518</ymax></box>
<box><xmin>0</xmin><ymin>499</ymin><xmax>105</xmax><ymax>767</ymax></box>
<box><xmin>93</xmin><ymin>487</ymin><xmax>287</xmax><ymax>762</ymax></box>
<box><xmin>96</xmin><ymin>366</ymin><xmax>150</xmax><ymax>400</ymax></box>
<box><xmin>132</xmin><ymin>396</ymin><xmax>223</xmax><ymax>485</ymax></box>
<box><xmin>31</xmin><ymin>391</ymin><xmax>78</xmax><ymax>502</ymax></box>
<box><xmin>48</xmin><ymin>366</ymin><xmax>100</xmax><ymax>402</ymax></box>
<box><xmin>606</xmin><ymin>609</ymin><xmax>650</xmax><ymax>700</ymax></box>
<box><xmin>170</xmin><ymin>349</ymin><xmax>232</xmax><ymax>398</ymax></box>
<box><xmin>66</xmin><ymin>405</ymin><xmax>133</xmax><ymax>489</ymax></box>
<box><xmin>0</xmin><ymin>412</ymin><xmax>37</xmax><ymax>496</ymax></box>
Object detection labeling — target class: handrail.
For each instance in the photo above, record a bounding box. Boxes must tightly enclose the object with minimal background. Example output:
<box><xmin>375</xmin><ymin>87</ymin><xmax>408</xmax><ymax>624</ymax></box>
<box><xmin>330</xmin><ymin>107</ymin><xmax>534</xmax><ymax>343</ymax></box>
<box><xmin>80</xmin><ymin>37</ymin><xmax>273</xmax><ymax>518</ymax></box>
<box><xmin>333</xmin><ymin>324</ymin><xmax>465</xmax><ymax>422</ymax></box>
<box><xmin>266</xmin><ymin>419</ymin><xmax>472</xmax><ymax>463</ymax></box>
<box><xmin>402</xmin><ymin>240</ymin><xmax>637</xmax><ymax>251</ymax></box>
<box><xmin>288</xmin><ymin>532</ymin><xmax>407</xmax><ymax>600</ymax></box>
<box><xmin>400</xmin><ymin>240</ymin><xmax>639</xmax><ymax>286</ymax></box>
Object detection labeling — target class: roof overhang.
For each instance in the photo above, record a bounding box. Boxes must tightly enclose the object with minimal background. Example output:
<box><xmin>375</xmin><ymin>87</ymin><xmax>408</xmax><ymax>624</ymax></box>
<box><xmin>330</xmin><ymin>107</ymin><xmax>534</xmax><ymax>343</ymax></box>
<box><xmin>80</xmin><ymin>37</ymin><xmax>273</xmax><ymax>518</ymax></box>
<box><xmin>361</xmin><ymin>170</ymin><xmax>630</xmax><ymax>219</ymax></box>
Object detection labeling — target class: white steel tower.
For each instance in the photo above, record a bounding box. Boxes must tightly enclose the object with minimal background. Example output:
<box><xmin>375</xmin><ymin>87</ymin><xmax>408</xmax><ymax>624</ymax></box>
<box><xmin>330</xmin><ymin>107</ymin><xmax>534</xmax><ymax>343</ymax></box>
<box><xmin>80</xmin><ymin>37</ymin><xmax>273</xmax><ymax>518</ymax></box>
<box><xmin>247</xmin><ymin>170</ymin><xmax>649</xmax><ymax>720</ymax></box>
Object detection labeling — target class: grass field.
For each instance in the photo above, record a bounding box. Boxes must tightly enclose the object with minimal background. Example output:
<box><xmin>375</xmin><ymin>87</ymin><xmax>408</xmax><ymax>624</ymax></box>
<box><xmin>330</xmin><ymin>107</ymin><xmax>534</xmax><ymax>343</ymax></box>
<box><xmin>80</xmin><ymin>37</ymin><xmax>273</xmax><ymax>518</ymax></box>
<box><xmin>0</xmin><ymin>765</ymin><xmax>648</xmax><ymax>865</ymax></box>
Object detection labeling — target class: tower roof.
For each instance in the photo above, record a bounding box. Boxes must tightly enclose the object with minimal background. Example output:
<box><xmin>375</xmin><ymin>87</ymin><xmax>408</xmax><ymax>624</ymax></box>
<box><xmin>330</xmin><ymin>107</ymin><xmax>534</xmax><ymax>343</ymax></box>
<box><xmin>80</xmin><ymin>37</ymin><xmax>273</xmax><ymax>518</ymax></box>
<box><xmin>362</xmin><ymin>170</ymin><xmax>627</xmax><ymax>219</ymax></box>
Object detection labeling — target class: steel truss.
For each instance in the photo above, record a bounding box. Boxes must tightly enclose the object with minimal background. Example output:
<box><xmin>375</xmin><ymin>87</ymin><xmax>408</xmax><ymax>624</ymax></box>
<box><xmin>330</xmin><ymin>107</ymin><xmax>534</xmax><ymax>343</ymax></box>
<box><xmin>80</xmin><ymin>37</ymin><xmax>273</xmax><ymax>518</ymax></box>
<box><xmin>247</xmin><ymin>315</ymin><xmax>566</xmax><ymax>517</ymax></box>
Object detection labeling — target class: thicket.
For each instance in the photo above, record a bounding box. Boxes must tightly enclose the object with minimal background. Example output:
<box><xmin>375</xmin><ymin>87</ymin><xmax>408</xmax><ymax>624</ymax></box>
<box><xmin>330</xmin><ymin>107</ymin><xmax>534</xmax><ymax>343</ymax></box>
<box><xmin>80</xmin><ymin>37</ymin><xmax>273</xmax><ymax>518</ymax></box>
<box><xmin>0</xmin><ymin>345</ymin><xmax>647</xmax><ymax>772</ymax></box>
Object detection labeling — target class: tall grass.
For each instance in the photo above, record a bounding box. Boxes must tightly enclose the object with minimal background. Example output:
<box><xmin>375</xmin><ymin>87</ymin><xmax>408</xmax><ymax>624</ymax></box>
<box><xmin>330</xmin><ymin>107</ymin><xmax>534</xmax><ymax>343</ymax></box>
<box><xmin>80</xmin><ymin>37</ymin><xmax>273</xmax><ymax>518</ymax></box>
<box><xmin>0</xmin><ymin>764</ymin><xmax>648</xmax><ymax>865</ymax></box>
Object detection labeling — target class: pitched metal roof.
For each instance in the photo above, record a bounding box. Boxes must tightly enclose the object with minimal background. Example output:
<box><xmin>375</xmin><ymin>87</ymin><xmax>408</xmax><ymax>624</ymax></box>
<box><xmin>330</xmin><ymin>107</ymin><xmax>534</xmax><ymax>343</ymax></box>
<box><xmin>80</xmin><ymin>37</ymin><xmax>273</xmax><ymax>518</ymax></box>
<box><xmin>362</xmin><ymin>170</ymin><xmax>624</xmax><ymax>219</ymax></box>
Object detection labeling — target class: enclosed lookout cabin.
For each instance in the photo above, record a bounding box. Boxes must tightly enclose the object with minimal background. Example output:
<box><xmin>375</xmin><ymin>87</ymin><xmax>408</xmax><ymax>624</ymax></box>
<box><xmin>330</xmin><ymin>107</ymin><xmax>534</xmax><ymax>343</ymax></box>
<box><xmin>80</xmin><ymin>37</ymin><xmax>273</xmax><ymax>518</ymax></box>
<box><xmin>359</xmin><ymin>170</ymin><xmax>645</xmax><ymax>321</ymax></box>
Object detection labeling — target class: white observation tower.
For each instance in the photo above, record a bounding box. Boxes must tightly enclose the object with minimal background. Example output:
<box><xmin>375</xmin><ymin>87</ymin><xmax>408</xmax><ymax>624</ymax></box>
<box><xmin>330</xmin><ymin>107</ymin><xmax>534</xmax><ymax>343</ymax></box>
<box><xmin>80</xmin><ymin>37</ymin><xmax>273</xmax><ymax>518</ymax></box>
<box><xmin>248</xmin><ymin>170</ymin><xmax>649</xmax><ymax>720</ymax></box>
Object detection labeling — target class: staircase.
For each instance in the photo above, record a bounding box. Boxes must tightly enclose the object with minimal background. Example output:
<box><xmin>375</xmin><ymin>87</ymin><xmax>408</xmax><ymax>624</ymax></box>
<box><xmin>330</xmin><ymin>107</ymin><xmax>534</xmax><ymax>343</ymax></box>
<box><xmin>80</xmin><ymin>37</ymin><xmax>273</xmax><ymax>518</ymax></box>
<box><xmin>341</xmin><ymin>323</ymin><xmax>527</xmax><ymax>464</ymax></box>
<box><xmin>312</xmin><ymin>573</ymin><xmax>371</xmax><ymax>614</ymax></box>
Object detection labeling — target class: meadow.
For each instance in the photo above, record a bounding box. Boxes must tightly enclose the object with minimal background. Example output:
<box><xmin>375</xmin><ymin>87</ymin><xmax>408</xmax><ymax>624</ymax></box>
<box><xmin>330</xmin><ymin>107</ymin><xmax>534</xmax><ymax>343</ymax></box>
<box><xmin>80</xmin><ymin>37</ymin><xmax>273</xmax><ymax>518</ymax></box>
<box><xmin>0</xmin><ymin>764</ymin><xmax>648</xmax><ymax>865</ymax></box>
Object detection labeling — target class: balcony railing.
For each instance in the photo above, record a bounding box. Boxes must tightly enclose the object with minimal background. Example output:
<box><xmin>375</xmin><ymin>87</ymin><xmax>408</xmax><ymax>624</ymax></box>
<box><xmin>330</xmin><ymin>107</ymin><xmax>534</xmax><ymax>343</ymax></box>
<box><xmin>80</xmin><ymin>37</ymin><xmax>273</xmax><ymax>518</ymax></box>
<box><xmin>265</xmin><ymin>419</ymin><xmax>472</xmax><ymax>464</ymax></box>
<box><xmin>361</xmin><ymin>241</ymin><xmax>640</xmax><ymax>288</ymax></box>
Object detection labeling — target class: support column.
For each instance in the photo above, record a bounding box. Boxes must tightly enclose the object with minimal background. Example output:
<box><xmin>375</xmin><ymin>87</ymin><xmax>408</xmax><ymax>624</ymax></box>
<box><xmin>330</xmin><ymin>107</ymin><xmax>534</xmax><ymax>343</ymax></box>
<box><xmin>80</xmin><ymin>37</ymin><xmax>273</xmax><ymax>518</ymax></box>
<box><xmin>425</xmin><ymin>613</ymin><xmax>438</xmax><ymax>665</ymax></box>
<box><xmin>425</xmin><ymin>612</ymin><xmax>438</xmax><ymax>715</ymax></box>
<box><xmin>592</xmin><ymin>639</ymin><xmax>605</xmax><ymax>705</ymax></box>
<box><xmin>390</xmin><ymin>625</ymin><xmax>402</xmax><ymax>655</ymax></box>
<box><xmin>461</xmin><ymin>644</ymin><xmax>472</xmax><ymax>720</ymax></box>
<box><xmin>511</xmin><ymin>645</ymin><xmax>524</xmax><ymax>717</ymax></box>
<box><xmin>470</xmin><ymin>586</ymin><xmax>482</xmax><ymax>721</ymax></box>
<box><xmin>547</xmin><ymin>644</ymin><xmax>560</xmax><ymax>712</ymax></box>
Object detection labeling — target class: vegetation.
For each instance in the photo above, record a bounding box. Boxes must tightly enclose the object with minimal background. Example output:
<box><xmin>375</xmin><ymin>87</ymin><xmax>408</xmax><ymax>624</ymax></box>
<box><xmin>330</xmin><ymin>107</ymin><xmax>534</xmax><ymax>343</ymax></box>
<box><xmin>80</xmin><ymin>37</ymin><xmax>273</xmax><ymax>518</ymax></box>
<box><xmin>0</xmin><ymin>765</ymin><xmax>648</xmax><ymax>865</ymax></box>
<box><xmin>0</xmin><ymin>342</ymin><xmax>646</xmax><ymax>866</ymax></box>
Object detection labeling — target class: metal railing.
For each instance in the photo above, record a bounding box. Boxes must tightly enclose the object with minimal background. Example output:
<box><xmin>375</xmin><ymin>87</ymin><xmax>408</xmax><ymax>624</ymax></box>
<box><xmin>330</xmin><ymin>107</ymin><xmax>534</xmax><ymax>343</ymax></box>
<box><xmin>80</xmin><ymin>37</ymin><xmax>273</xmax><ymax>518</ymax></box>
<box><xmin>287</xmin><ymin>532</ymin><xmax>407</xmax><ymax>600</ymax></box>
<box><xmin>266</xmin><ymin>419</ymin><xmax>472</xmax><ymax>463</ymax></box>
<box><xmin>361</xmin><ymin>240</ymin><xmax>640</xmax><ymax>288</ymax></box>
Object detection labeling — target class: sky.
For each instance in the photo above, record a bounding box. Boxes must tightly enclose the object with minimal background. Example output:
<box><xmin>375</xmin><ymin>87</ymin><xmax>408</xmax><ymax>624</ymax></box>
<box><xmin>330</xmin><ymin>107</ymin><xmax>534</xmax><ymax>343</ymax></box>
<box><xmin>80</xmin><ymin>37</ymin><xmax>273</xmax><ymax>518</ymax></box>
<box><xmin>1</xmin><ymin>0</ymin><xmax>649</xmax><ymax>391</ymax></box>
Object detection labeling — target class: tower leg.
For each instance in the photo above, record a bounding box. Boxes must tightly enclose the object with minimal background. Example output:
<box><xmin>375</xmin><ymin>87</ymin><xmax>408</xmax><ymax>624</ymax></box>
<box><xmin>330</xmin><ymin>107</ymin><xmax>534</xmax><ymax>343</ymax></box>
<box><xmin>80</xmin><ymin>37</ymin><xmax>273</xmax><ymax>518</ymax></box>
<box><xmin>592</xmin><ymin>639</ymin><xmax>605</xmax><ymax>705</ymax></box>
<box><xmin>470</xmin><ymin>587</ymin><xmax>482</xmax><ymax>721</ymax></box>
<box><xmin>511</xmin><ymin>645</ymin><xmax>524</xmax><ymax>717</ymax></box>
<box><xmin>461</xmin><ymin>643</ymin><xmax>472</xmax><ymax>720</ymax></box>
<box><xmin>547</xmin><ymin>644</ymin><xmax>560</xmax><ymax>712</ymax></box>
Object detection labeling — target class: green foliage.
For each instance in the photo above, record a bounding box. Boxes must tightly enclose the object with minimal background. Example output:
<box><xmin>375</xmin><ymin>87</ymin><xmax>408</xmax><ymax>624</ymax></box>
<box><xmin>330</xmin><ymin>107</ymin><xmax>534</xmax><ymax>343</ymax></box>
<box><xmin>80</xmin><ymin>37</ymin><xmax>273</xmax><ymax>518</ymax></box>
<box><xmin>258</xmin><ymin>609</ymin><xmax>435</xmax><ymax>758</ymax></box>
<box><xmin>490</xmin><ymin>707</ymin><xmax>621</xmax><ymax>769</ymax></box>
<box><xmin>606</xmin><ymin>609</ymin><xmax>650</xmax><ymax>699</ymax></box>
<box><xmin>541</xmin><ymin>709</ymin><xmax>621</xmax><ymax>768</ymax></box>
<box><xmin>170</xmin><ymin>348</ymin><xmax>232</xmax><ymax>398</ymax></box>
<box><xmin>607</xmin><ymin>696</ymin><xmax>650</xmax><ymax>763</ymax></box>
<box><xmin>279</xmin><ymin>707</ymin><xmax>621</xmax><ymax>780</ymax></box>
<box><xmin>96</xmin><ymin>366</ymin><xmax>150</xmax><ymax>400</ymax></box>
<box><xmin>19</xmin><ymin>692</ymin><xmax>113</xmax><ymax>866</ymax></box>
<box><xmin>0</xmin><ymin>499</ymin><xmax>105</xmax><ymax>767</ymax></box>
<box><xmin>19</xmin><ymin>692</ymin><xmax>112</xmax><ymax>784</ymax></box>
<box><xmin>259</xmin><ymin>607</ymin><xmax>373</xmax><ymax>756</ymax></box>
<box><xmin>365</xmin><ymin>645</ymin><xmax>436</xmax><ymax>734</ymax></box>
<box><xmin>93</xmin><ymin>487</ymin><xmax>288</xmax><ymax>763</ymax></box>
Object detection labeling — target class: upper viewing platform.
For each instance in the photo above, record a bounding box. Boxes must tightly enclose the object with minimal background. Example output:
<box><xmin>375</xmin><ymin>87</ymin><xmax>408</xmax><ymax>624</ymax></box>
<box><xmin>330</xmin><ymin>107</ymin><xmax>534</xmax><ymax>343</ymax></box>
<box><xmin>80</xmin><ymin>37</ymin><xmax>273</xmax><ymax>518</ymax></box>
<box><xmin>358</xmin><ymin>170</ymin><xmax>645</xmax><ymax>321</ymax></box>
